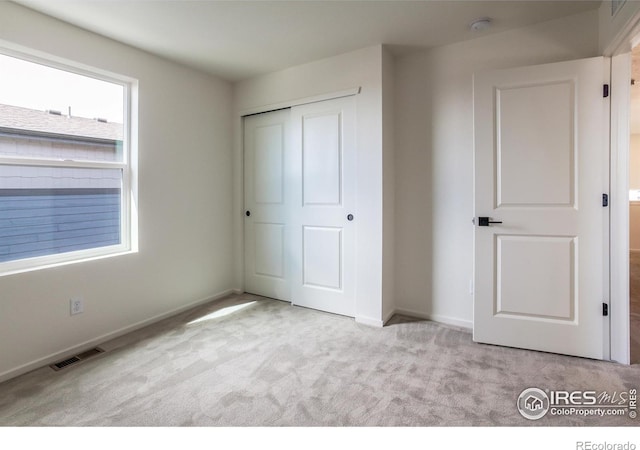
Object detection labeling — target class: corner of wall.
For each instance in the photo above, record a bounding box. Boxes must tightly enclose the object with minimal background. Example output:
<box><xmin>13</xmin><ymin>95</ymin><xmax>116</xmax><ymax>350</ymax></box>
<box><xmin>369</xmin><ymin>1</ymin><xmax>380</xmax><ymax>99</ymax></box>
<box><xmin>232</xmin><ymin>45</ymin><xmax>388</xmax><ymax>324</ymax></box>
<box><xmin>0</xmin><ymin>2</ymin><xmax>236</xmax><ymax>380</ymax></box>
<box><xmin>391</xmin><ymin>8</ymin><xmax>605</xmax><ymax>328</ymax></box>
<box><xmin>382</xmin><ymin>46</ymin><xmax>396</xmax><ymax>321</ymax></box>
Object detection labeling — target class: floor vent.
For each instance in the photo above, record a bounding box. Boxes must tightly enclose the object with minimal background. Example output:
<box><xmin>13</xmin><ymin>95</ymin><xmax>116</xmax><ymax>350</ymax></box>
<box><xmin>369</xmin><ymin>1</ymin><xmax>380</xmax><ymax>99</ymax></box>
<box><xmin>50</xmin><ymin>347</ymin><xmax>105</xmax><ymax>371</ymax></box>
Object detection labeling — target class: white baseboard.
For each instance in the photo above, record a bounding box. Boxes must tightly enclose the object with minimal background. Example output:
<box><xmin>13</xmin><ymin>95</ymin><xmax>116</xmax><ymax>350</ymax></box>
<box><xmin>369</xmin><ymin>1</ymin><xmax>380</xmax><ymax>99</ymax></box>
<box><xmin>0</xmin><ymin>288</ymin><xmax>236</xmax><ymax>384</ymax></box>
<box><xmin>382</xmin><ymin>308</ymin><xmax>396</xmax><ymax>325</ymax></box>
<box><xmin>355</xmin><ymin>315</ymin><xmax>384</xmax><ymax>328</ymax></box>
<box><xmin>356</xmin><ymin>308</ymin><xmax>473</xmax><ymax>330</ymax></box>
<box><xmin>392</xmin><ymin>307</ymin><xmax>473</xmax><ymax>330</ymax></box>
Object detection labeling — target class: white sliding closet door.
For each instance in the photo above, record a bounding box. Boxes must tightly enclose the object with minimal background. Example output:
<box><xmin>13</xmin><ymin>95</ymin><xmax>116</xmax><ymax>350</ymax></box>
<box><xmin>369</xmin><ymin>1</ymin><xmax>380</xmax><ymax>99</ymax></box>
<box><xmin>243</xmin><ymin>109</ymin><xmax>291</xmax><ymax>301</ymax></box>
<box><xmin>289</xmin><ymin>96</ymin><xmax>357</xmax><ymax>317</ymax></box>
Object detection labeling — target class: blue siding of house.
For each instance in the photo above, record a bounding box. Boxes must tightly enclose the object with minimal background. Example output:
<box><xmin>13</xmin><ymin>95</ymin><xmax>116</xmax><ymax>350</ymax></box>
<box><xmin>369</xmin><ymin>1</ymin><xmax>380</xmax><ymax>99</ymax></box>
<box><xmin>0</xmin><ymin>189</ymin><xmax>121</xmax><ymax>263</ymax></box>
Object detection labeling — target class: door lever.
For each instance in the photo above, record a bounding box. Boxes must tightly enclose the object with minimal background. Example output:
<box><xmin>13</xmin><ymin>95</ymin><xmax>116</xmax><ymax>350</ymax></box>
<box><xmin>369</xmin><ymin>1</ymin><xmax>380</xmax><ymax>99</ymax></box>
<box><xmin>478</xmin><ymin>217</ymin><xmax>502</xmax><ymax>227</ymax></box>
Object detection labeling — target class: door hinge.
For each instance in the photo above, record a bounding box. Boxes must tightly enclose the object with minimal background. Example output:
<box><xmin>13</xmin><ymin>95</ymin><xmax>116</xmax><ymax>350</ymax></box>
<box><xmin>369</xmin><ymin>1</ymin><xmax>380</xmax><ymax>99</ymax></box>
<box><xmin>603</xmin><ymin>303</ymin><xmax>609</xmax><ymax>316</ymax></box>
<box><xmin>603</xmin><ymin>193</ymin><xmax>609</xmax><ymax>207</ymax></box>
<box><xmin>603</xmin><ymin>84</ymin><xmax>609</xmax><ymax>98</ymax></box>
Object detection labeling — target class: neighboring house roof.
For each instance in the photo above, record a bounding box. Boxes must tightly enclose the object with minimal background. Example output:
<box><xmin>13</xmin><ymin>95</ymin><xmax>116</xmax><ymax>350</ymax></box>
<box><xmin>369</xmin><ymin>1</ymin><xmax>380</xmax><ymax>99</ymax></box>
<box><xmin>0</xmin><ymin>103</ymin><xmax>123</xmax><ymax>142</ymax></box>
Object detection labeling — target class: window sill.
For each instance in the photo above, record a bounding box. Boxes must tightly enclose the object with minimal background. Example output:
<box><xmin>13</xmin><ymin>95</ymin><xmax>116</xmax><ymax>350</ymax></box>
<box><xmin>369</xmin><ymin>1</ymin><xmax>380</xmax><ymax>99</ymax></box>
<box><xmin>0</xmin><ymin>246</ymin><xmax>138</xmax><ymax>277</ymax></box>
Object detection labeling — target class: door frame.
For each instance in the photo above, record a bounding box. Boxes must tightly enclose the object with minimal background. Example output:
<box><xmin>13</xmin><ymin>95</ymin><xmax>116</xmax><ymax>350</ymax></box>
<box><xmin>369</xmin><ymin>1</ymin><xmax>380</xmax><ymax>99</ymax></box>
<box><xmin>606</xmin><ymin>9</ymin><xmax>640</xmax><ymax>364</ymax></box>
<box><xmin>610</xmin><ymin>53</ymin><xmax>631</xmax><ymax>364</ymax></box>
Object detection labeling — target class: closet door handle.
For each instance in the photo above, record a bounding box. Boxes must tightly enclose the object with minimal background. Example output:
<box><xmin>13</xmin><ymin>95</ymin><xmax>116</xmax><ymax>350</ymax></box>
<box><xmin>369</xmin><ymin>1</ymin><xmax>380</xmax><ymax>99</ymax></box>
<box><xmin>245</xmin><ymin>210</ymin><xmax>251</xmax><ymax>217</ymax></box>
<box><xmin>347</xmin><ymin>214</ymin><xmax>354</xmax><ymax>221</ymax></box>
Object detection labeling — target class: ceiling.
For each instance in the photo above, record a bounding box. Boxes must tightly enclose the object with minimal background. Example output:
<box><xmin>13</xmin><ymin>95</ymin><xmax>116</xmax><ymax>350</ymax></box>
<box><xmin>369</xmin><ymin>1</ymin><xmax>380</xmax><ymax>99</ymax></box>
<box><xmin>13</xmin><ymin>0</ymin><xmax>601</xmax><ymax>82</ymax></box>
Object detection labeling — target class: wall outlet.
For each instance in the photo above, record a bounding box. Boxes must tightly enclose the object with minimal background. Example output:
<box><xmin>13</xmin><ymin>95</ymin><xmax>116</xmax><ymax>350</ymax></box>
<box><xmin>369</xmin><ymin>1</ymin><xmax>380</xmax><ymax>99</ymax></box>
<box><xmin>70</xmin><ymin>298</ymin><xmax>84</xmax><ymax>315</ymax></box>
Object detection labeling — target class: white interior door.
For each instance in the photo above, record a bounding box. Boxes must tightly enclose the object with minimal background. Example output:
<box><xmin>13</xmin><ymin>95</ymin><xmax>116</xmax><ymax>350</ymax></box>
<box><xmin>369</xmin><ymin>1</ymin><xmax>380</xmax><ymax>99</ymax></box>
<box><xmin>289</xmin><ymin>96</ymin><xmax>356</xmax><ymax>317</ymax></box>
<box><xmin>473</xmin><ymin>57</ymin><xmax>609</xmax><ymax>359</ymax></box>
<box><xmin>244</xmin><ymin>109</ymin><xmax>291</xmax><ymax>301</ymax></box>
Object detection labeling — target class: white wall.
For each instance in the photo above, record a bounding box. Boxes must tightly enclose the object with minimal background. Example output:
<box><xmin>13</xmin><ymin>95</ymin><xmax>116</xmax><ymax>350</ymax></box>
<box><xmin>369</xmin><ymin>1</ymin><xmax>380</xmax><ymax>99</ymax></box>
<box><xmin>393</xmin><ymin>10</ymin><xmax>600</xmax><ymax>328</ymax></box>
<box><xmin>629</xmin><ymin>134</ymin><xmax>640</xmax><ymax>190</ymax></box>
<box><xmin>233</xmin><ymin>46</ymin><xmax>386</xmax><ymax>325</ymax></box>
<box><xmin>629</xmin><ymin>203</ymin><xmax>640</xmax><ymax>251</ymax></box>
<box><xmin>0</xmin><ymin>3</ymin><xmax>233</xmax><ymax>381</ymax></box>
<box><xmin>629</xmin><ymin>135</ymin><xmax>640</xmax><ymax>251</ymax></box>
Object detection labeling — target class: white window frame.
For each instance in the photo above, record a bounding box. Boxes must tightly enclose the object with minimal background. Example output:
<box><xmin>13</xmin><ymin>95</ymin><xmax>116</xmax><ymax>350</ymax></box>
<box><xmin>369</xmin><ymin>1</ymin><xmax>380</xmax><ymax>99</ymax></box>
<box><xmin>0</xmin><ymin>47</ymin><xmax>138</xmax><ymax>276</ymax></box>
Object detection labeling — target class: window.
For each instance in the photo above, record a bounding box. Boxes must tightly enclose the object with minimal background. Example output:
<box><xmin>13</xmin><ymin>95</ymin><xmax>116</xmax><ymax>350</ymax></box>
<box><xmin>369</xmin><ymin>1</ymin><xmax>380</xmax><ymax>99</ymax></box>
<box><xmin>0</xmin><ymin>50</ymin><xmax>136</xmax><ymax>274</ymax></box>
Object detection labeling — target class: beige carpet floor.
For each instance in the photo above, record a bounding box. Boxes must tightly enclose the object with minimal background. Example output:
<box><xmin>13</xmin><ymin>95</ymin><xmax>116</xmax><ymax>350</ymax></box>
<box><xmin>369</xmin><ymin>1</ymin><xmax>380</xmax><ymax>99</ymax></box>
<box><xmin>629</xmin><ymin>252</ymin><xmax>640</xmax><ymax>364</ymax></box>
<box><xmin>0</xmin><ymin>294</ymin><xmax>638</xmax><ymax>426</ymax></box>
